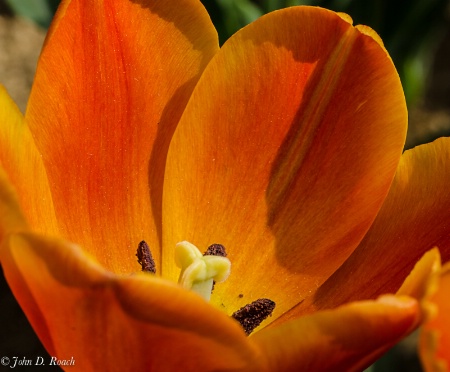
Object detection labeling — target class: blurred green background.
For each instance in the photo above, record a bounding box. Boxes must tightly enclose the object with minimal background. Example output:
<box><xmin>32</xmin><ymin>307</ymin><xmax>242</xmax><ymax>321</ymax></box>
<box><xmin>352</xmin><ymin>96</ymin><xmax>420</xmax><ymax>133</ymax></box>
<box><xmin>1</xmin><ymin>1</ymin><xmax>449</xmax><ymax>371</ymax></box>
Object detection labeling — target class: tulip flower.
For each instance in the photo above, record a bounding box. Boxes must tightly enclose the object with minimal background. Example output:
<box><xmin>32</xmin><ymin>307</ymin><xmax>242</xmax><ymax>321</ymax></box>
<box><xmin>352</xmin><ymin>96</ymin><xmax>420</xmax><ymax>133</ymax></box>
<box><xmin>0</xmin><ymin>0</ymin><xmax>449</xmax><ymax>370</ymax></box>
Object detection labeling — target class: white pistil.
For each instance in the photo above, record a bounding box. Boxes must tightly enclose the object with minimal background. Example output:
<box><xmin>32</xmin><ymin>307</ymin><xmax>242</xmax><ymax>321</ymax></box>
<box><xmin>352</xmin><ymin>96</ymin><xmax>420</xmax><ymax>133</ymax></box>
<box><xmin>175</xmin><ymin>241</ymin><xmax>231</xmax><ymax>301</ymax></box>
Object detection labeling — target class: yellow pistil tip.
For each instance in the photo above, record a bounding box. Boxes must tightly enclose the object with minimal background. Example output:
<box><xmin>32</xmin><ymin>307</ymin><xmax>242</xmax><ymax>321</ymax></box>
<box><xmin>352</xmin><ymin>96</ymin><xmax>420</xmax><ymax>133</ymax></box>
<box><xmin>175</xmin><ymin>241</ymin><xmax>231</xmax><ymax>300</ymax></box>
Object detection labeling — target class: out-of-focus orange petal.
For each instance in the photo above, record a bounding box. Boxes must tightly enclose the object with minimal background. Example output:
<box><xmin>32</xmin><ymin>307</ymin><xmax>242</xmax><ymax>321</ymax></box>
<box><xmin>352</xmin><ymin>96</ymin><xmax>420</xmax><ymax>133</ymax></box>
<box><xmin>162</xmin><ymin>6</ymin><xmax>407</xmax><ymax>321</ymax></box>
<box><xmin>1</xmin><ymin>232</ymin><xmax>262</xmax><ymax>371</ymax></box>
<box><xmin>292</xmin><ymin>138</ymin><xmax>450</xmax><ymax>317</ymax></box>
<box><xmin>25</xmin><ymin>0</ymin><xmax>219</xmax><ymax>274</ymax></box>
<box><xmin>419</xmin><ymin>261</ymin><xmax>450</xmax><ymax>372</ymax></box>
<box><xmin>251</xmin><ymin>295</ymin><xmax>419</xmax><ymax>372</ymax></box>
<box><xmin>0</xmin><ymin>86</ymin><xmax>58</xmax><ymax>235</ymax></box>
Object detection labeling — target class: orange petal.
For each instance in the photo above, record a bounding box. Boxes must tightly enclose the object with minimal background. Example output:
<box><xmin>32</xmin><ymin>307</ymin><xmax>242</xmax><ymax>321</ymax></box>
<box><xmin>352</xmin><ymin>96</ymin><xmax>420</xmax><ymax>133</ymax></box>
<box><xmin>419</xmin><ymin>261</ymin><xmax>450</xmax><ymax>371</ymax></box>
<box><xmin>25</xmin><ymin>0</ymin><xmax>219</xmax><ymax>274</ymax></box>
<box><xmin>162</xmin><ymin>6</ymin><xmax>407</xmax><ymax>321</ymax></box>
<box><xmin>0</xmin><ymin>86</ymin><xmax>58</xmax><ymax>235</ymax></box>
<box><xmin>251</xmin><ymin>295</ymin><xmax>419</xmax><ymax>372</ymax></box>
<box><xmin>295</xmin><ymin>137</ymin><xmax>450</xmax><ymax>316</ymax></box>
<box><xmin>1</xmin><ymin>232</ymin><xmax>262</xmax><ymax>371</ymax></box>
<box><xmin>397</xmin><ymin>248</ymin><xmax>441</xmax><ymax>302</ymax></box>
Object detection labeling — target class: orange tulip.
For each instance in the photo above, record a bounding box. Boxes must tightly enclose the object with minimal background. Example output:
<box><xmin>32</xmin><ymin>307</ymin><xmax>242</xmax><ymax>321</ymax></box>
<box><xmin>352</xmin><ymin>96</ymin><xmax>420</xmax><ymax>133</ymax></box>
<box><xmin>0</xmin><ymin>1</ymin><xmax>448</xmax><ymax>370</ymax></box>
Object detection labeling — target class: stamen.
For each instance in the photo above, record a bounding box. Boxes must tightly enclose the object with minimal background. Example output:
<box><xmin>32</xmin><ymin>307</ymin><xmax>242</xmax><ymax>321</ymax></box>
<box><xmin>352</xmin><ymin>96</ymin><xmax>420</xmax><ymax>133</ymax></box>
<box><xmin>136</xmin><ymin>241</ymin><xmax>156</xmax><ymax>273</ymax></box>
<box><xmin>203</xmin><ymin>244</ymin><xmax>227</xmax><ymax>291</ymax></box>
<box><xmin>231</xmin><ymin>298</ymin><xmax>276</xmax><ymax>335</ymax></box>
<box><xmin>203</xmin><ymin>243</ymin><xmax>227</xmax><ymax>257</ymax></box>
<box><xmin>175</xmin><ymin>241</ymin><xmax>231</xmax><ymax>301</ymax></box>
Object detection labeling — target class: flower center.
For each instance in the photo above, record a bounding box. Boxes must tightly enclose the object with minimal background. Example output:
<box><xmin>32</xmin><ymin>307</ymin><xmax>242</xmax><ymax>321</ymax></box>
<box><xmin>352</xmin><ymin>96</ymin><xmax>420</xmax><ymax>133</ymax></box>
<box><xmin>135</xmin><ymin>240</ymin><xmax>275</xmax><ymax>334</ymax></box>
<box><xmin>175</xmin><ymin>241</ymin><xmax>231</xmax><ymax>301</ymax></box>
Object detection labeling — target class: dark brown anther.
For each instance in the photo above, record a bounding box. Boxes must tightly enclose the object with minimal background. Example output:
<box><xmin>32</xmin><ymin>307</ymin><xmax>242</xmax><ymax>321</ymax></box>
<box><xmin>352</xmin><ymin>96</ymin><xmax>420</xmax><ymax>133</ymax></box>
<box><xmin>203</xmin><ymin>243</ymin><xmax>227</xmax><ymax>257</ymax></box>
<box><xmin>136</xmin><ymin>241</ymin><xmax>156</xmax><ymax>274</ymax></box>
<box><xmin>231</xmin><ymin>298</ymin><xmax>276</xmax><ymax>335</ymax></box>
<box><xmin>203</xmin><ymin>244</ymin><xmax>227</xmax><ymax>292</ymax></box>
